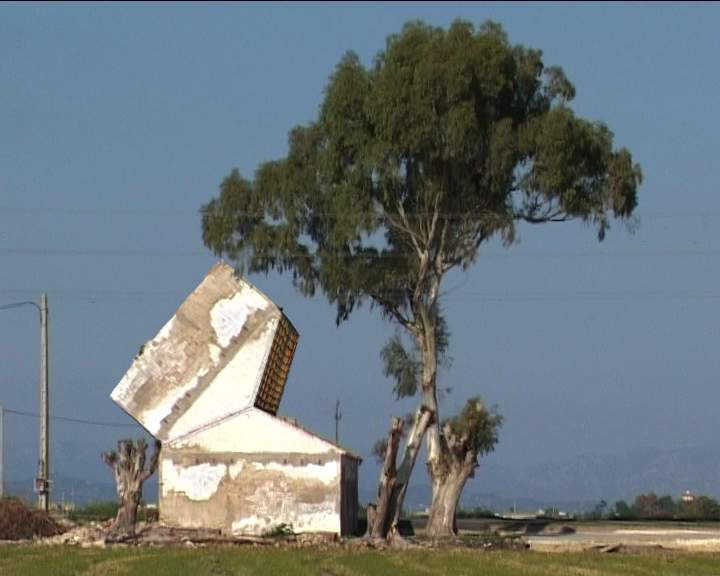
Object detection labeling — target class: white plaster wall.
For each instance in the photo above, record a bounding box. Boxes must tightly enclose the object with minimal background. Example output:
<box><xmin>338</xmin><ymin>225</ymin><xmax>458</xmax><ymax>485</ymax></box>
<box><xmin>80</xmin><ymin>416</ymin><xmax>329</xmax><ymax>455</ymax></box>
<box><xmin>210</xmin><ymin>288</ymin><xmax>270</xmax><ymax>347</ymax></box>
<box><xmin>141</xmin><ymin>369</ymin><xmax>206</xmax><ymax>436</ymax></box>
<box><xmin>160</xmin><ymin>454</ymin><xmax>342</xmax><ymax>535</ymax></box>
<box><xmin>161</xmin><ymin>460</ymin><xmax>226</xmax><ymax>501</ymax></box>
<box><xmin>170</xmin><ymin>408</ymin><xmax>342</xmax><ymax>455</ymax></box>
<box><xmin>166</xmin><ymin>317</ymin><xmax>278</xmax><ymax>440</ymax></box>
<box><xmin>230</xmin><ymin>497</ymin><xmax>340</xmax><ymax>535</ymax></box>
<box><xmin>110</xmin><ymin>316</ymin><xmax>181</xmax><ymax>426</ymax></box>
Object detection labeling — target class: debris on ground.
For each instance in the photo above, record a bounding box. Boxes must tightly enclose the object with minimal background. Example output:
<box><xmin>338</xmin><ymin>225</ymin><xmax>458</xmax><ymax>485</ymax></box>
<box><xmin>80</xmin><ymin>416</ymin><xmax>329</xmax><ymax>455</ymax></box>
<box><xmin>0</xmin><ymin>498</ymin><xmax>64</xmax><ymax>540</ymax></box>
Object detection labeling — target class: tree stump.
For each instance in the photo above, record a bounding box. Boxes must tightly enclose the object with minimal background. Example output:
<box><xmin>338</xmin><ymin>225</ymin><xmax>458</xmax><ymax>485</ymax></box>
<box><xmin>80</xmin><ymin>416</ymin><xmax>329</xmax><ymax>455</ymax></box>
<box><xmin>102</xmin><ymin>438</ymin><xmax>161</xmax><ymax>538</ymax></box>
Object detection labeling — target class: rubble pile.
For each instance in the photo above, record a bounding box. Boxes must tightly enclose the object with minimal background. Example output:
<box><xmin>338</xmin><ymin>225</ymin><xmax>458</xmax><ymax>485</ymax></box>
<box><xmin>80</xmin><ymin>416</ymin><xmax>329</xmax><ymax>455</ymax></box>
<box><xmin>41</xmin><ymin>522</ymin><xmax>108</xmax><ymax>547</ymax></box>
<box><xmin>0</xmin><ymin>498</ymin><xmax>64</xmax><ymax>540</ymax></box>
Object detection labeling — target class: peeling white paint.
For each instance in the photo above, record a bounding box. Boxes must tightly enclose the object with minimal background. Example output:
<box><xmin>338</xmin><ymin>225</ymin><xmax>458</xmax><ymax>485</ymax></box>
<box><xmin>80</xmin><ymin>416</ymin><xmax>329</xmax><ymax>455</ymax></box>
<box><xmin>230</xmin><ymin>493</ymin><xmax>339</xmax><ymax>535</ymax></box>
<box><xmin>255</xmin><ymin>461</ymin><xmax>338</xmax><ymax>484</ymax></box>
<box><xmin>142</xmin><ymin>368</ymin><xmax>207</xmax><ymax>436</ymax></box>
<box><xmin>155</xmin><ymin>317</ymin><xmax>176</xmax><ymax>342</ymax></box>
<box><xmin>162</xmin><ymin>461</ymin><xmax>226</xmax><ymax>501</ymax></box>
<box><xmin>210</xmin><ymin>288</ymin><xmax>269</xmax><ymax>348</ymax></box>
<box><xmin>166</xmin><ymin>336</ymin><xmax>273</xmax><ymax>440</ymax></box>
<box><xmin>232</xmin><ymin>515</ymin><xmax>268</xmax><ymax>534</ymax></box>
<box><xmin>228</xmin><ymin>461</ymin><xmax>245</xmax><ymax>479</ymax></box>
<box><xmin>208</xmin><ymin>343</ymin><xmax>222</xmax><ymax>364</ymax></box>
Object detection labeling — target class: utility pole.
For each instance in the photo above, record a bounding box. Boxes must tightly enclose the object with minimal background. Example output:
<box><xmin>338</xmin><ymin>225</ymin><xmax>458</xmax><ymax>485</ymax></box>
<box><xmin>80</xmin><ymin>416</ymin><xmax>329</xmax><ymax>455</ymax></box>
<box><xmin>38</xmin><ymin>293</ymin><xmax>49</xmax><ymax>511</ymax></box>
<box><xmin>334</xmin><ymin>399</ymin><xmax>342</xmax><ymax>444</ymax></box>
<box><xmin>0</xmin><ymin>296</ymin><xmax>49</xmax><ymax>508</ymax></box>
<box><xmin>0</xmin><ymin>405</ymin><xmax>4</xmax><ymax>498</ymax></box>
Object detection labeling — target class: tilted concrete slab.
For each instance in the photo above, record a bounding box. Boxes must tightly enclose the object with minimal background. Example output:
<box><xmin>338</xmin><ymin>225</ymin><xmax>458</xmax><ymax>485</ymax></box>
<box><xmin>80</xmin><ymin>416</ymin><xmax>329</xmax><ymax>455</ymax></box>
<box><xmin>111</xmin><ymin>263</ymin><xmax>298</xmax><ymax>442</ymax></box>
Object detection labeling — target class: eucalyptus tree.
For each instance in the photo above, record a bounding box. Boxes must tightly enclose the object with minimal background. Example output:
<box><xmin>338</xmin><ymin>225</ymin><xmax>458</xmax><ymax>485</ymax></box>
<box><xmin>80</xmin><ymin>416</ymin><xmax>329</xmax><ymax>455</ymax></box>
<box><xmin>201</xmin><ymin>19</ymin><xmax>641</xmax><ymax>538</ymax></box>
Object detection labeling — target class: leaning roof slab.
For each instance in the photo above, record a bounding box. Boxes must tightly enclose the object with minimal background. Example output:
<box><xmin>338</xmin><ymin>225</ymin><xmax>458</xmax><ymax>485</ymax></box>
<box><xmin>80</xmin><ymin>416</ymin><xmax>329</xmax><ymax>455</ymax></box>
<box><xmin>111</xmin><ymin>263</ymin><xmax>298</xmax><ymax>442</ymax></box>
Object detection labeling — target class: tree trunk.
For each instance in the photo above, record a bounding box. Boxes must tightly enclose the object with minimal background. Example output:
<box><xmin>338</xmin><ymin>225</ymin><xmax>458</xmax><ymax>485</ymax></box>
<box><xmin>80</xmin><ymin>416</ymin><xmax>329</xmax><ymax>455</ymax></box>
<box><xmin>424</xmin><ymin>462</ymin><xmax>474</xmax><ymax>538</ymax></box>
<box><xmin>387</xmin><ymin>405</ymin><xmax>433</xmax><ymax>539</ymax></box>
<box><xmin>102</xmin><ymin>438</ymin><xmax>161</xmax><ymax>538</ymax></box>
<box><xmin>424</xmin><ymin>386</ymin><xmax>442</xmax><ymax>503</ymax></box>
<box><xmin>115</xmin><ymin>490</ymin><xmax>141</xmax><ymax>536</ymax></box>
<box><xmin>415</xmin><ymin>303</ymin><xmax>443</xmax><ymax>504</ymax></box>
<box><xmin>367</xmin><ymin>417</ymin><xmax>403</xmax><ymax>539</ymax></box>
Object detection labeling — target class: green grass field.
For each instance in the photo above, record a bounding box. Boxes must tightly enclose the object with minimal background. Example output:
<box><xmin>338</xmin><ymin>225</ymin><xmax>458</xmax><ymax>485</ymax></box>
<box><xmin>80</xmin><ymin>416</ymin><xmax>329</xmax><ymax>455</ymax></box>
<box><xmin>2</xmin><ymin>546</ymin><xmax>720</xmax><ymax>576</ymax></box>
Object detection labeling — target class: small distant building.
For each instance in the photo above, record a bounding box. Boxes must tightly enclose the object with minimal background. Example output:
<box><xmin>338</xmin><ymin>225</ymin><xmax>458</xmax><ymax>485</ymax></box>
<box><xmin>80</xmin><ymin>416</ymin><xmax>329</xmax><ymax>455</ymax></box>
<box><xmin>681</xmin><ymin>490</ymin><xmax>695</xmax><ymax>504</ymax></box>
<box><xmin>111</xmin><ymin>263</ymin><xmax>360</xmax><ymax>536</ymax></box>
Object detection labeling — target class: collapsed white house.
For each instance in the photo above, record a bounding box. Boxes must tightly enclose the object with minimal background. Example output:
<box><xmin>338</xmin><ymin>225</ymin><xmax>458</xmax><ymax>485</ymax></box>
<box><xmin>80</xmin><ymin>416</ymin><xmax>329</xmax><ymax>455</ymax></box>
<box><xmin>110</xmin><ymin>263</ymin><xmax>360</xmax><ymax>536</ymax></box>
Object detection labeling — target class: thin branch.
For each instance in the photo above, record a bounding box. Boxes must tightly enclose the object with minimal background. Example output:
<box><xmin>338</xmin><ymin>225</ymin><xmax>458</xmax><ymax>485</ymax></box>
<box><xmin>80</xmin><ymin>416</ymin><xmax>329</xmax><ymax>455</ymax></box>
<box><xmin>370</xmin><ymin>293</ymin><xmax>414</xmax><ymax>331</ymax></box>
<box><xmin>141</xmin><ymin>440</ymin><xmax>162</xmax><ymax>482</ymax></box>
<box><xmin>390</xmin><ymin>203</ymin><xmax>423</xmax><ymax>260</ymax></box>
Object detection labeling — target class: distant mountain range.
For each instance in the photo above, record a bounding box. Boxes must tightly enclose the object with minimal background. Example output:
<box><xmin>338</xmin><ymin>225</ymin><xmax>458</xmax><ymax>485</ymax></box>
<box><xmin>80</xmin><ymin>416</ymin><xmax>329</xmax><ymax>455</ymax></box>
<box><xmin>4</xmin><ymin>473</ymin><xmax>157</xmax><ymax>508</ymax></box>
<box><xmin>362</xmin><ymin>444</ymin><xmax>720</xmax><ymax>514</ymax></box>
<box><xmin>4</xmin><ymin>443</ymin><xmax>720</xmax><ymax>512</ymax></box>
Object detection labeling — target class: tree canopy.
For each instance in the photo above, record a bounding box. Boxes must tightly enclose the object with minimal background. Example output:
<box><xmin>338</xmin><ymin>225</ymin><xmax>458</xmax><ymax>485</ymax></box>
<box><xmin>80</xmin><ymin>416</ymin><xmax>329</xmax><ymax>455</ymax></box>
<box><xmin>202</xmin><ymin>19</ymin><xmax>641</xmax><ymax>331</ymax></box>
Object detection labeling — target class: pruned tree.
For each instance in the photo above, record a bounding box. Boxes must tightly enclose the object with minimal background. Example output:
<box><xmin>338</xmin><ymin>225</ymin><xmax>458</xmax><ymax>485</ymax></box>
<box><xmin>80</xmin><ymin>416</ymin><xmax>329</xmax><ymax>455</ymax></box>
<box><xmin>201</xmin><ymin>19</ymin><xmax>641</xmax><ymax>536</ymax></box>
<box><xmin>102</xmin><ymin>438</ymin><xmax>161</xmax><ymax>538</ymax></box>
<box><xmin>425</xmin><ymin>398</ymin><xmax>502</xmax><ymax>537</ymax></box>
<box><xmin>365</xmin><ymin>416</ymin><xmax>403</xmax><ymax>539</ymax></box>
<box><xmin>365</xmin><ymin>406</ymin><xmax>433</xmax><ymax>540</ymax></box>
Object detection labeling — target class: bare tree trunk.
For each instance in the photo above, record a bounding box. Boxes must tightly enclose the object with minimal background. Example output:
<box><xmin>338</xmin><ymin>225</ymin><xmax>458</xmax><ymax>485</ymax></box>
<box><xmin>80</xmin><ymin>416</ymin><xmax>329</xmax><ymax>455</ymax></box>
<box><xmin>366</xmin><ymin>417</ymin><xmax>403</xmax><ymax>539</ymax></box>
<box><xmin>424</xmin><ymin>386</ymin><xmax>442</xmax><ymax>503</ymax></box>
<box><xmin>424</xmin><ymin>460</ymin><xmax>474</xmax><ymax>538</ymax></box>
<box><xmin>387</xmin><ymin>405</ymin><xmax>433</xmax><ymax>540</ymax></box>
<box><xmin>102</xmin><ymin>438</ymin><xmax>161</xmax><ymax>538</ymax></box>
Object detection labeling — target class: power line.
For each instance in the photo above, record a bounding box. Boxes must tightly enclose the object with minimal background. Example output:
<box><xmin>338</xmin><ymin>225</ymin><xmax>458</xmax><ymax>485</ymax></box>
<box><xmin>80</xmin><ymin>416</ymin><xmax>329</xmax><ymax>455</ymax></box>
<box><xmin>442</xmin><ymin>290</ymin><xmax>720</xmax><ymax>302</ymax></box>
<box><xmin>2</xmin><ymin>246</ymin><xmax>720</xmax><ymax>259</ymax></box>
<box><xmin>2</xmin><ymin>204</ymin><xmax>720</xmax><ymax>220</ymax></box>
<box><xmin>0</xmin><ymin>206</ymin><xmax>198</xmax><ymax>218</ymax></box>
<box><xmin>4</xmin><ymin>287</ymin><xmax>720</xmax><ymax>303</ymax></box>
<box><xmin>0</xmin><ymin>301</ymin><xmax>41</xmax><ymax>312</ymax></box>
<box><xmin>3</xmin><ymin>408</ymin><xmax>138</xmax><ymax>429</ymax></box>
<box><xmin>0</xmin><ymin>289</ymin><xmax>187</xmax><ymax>301</ymax></box>
<box><xmin>0</xmin><ymin>248</ymin><xmax>209</xmax><ymax>257</ymax></box>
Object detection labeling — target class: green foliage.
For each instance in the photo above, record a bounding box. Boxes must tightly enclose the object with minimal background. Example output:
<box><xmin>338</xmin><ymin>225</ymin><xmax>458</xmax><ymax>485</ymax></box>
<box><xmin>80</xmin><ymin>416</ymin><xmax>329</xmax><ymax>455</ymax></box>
<box><xmin>380</xmin><ymin>334</ymin><xmax>422</xmax><ymax>399</ymax></box>
<box><xmin>380</xmin><ymin>317</ymin><xmax>452</xmax><ymax>399</ymax></box>
<box><xmin>438</xmin><ymin>397</ymin><xmax>503</xmax><ymax>476</ymax></box>
<box><xmin>445</xmin><ymin>397</ymin><xmax>503</xmax><ymax>459</ymax></box>
<box><xmin>68</xmin><ymin>501</ymin><xmax>119</xmax><ymax>522</ymax></box>
<box><xmin>201</xmin><ymin>18</ymin><xmax>641</xmax><ymax>328</ymax></box>
<box><xmin>371</xmin><ymin>437</ymin><xmax>389</xmax><ymax>464</ymax></box>
<box><xmin>612</xmin><ymin>499</ymin><xmax>635</xmax><ymax>520</ymax></box>
<box><xmin>455</xmin><ymin>505</ymin><xmax>497</xmax><ymax>519</ymax></box>
<box><xmin>584</xmin><ymin>500</ymin><xmax>608</xmax><ymax>520</ymax></box>
<box><xmin>68</xmin><ymin>501</ymin><xmax>159</xmax><ymax>523</ymax></box>
<box><xmin>260</xmin><ymin>522</ymin><xmax>294</xmax><ymax>538</ymax></box>
<box><xmin>611</xmin><ymin>492</ymin><xmax>720</xmax><ymax>521</ymax></box>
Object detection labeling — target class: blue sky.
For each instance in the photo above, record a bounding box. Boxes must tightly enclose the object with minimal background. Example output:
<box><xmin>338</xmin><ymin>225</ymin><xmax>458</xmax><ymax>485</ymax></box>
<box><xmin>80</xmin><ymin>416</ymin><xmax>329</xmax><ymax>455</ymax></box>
<box><xmin>2</xmin><ymin>2</ymin><xmax>720</xmax><ymax>499</ymax></box>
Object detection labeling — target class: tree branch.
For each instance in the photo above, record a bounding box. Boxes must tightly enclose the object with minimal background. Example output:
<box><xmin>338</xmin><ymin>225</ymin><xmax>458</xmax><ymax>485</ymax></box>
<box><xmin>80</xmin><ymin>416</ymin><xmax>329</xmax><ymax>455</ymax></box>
<box><xmin>141</xmin><ymin>440</ymin><xmax>162</xmax><ymax>482</ymax></box>
<box><xmin>389</xmin><ymin>204</ymin><xmax>424</xmax><ymax>260</ymax></box>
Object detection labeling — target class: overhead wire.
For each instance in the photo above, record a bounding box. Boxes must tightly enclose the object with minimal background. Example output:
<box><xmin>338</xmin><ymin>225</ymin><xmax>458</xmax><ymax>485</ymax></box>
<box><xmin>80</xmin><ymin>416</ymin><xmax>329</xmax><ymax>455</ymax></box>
<box><xmin>2</xmin><ymin>204</ymin><xmax>720</xmax><ymax>219</ymax></box>
<box><xmin>1</xmin><ymin>204</ymin><xmax>719</xmax><ymax>302</ymax></box>
<box><xmin>3</xmin><ymin>408</ymin><xmax>138</xmax><ymax>429</ymax></box>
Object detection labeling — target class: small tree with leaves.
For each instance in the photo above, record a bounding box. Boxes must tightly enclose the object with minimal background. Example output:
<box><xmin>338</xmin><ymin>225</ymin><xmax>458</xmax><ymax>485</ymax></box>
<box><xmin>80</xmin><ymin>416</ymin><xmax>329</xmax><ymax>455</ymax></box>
<box><xmin>425</xmin><ymin>398</ymin><xmax>502</xmax><ymax>538</ymax></box>
<box><xmin>102</xmin><ymin>438</ymin><xmax>161</xmax><ymax>538</ymax></box>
